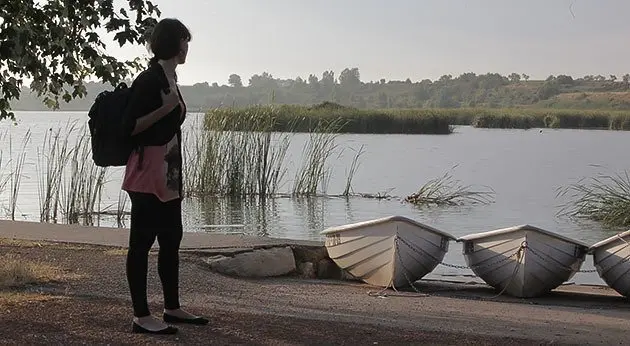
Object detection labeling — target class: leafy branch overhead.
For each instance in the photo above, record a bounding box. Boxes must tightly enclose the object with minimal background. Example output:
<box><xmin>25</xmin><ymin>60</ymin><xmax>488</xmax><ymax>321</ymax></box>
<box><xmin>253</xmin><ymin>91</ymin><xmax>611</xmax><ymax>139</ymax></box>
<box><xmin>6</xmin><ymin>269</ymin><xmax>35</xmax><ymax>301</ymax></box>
<box><xmin>0</xmin><ymin>0</ymin><xmax>162</xmax><ymax>120</ymax></box>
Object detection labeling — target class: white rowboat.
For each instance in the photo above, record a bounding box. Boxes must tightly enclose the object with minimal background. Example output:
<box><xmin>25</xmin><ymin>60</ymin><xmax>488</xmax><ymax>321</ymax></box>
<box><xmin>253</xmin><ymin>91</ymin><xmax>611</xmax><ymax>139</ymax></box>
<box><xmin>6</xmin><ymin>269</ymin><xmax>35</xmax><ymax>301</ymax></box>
<box><xmin>457</xmin><ymin>225</ymin><xmax>589</xmax><ymax>298</ymax></box>
<box><xmin>320</xmin><ymin>216</ymin><xmax>456</xmax><ymax>289</ymax></box>
<box><xmin>589</xmin><ymin>230</ymin><xmax>630</xmax><ymax>298</ymax></box>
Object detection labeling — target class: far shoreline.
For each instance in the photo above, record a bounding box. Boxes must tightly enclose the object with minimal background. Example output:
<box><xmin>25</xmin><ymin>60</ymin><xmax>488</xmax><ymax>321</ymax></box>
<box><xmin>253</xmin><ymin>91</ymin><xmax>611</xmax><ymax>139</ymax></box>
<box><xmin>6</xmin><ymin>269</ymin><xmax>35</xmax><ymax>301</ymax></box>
<box><xmin>8</xmin><ymin>105</ymin><xmax>630</xmax><ymax>133</ymax></box>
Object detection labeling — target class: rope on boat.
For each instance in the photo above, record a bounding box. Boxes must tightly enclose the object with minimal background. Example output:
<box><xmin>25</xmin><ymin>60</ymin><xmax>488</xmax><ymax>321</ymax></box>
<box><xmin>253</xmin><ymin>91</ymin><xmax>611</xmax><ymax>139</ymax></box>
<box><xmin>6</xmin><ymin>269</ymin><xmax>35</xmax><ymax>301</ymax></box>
<box><xmin>368</xmin><ymin>238</ymin><xmax>526</xmax><ymax>300</ymax></box>
<box><xmin>487</xmin><ymin>241</ymin><xmax>525</xmax><ymax>299</ymax></box>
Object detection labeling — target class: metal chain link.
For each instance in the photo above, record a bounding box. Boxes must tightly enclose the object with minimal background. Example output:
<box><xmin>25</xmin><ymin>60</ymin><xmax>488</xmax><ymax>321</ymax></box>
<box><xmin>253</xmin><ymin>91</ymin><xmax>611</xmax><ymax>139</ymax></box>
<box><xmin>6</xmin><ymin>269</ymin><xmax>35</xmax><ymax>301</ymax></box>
<box><xmin>368</xmin><ymin>238</ymin><xmax>431</xmax><ymax>297</ymax></box>
<box><xmin>438</xmin><ymin>246</ymin><xmax>522</xmax><ymax>272</ymax></box>
<box><xmin>437</xmin><ymin>239</ymin><xmax>599</xmax><ymax>274</ymax></box>
<box><xmin>396</xmin><ymin>236</ymin><xmax>524</xmax><ymax>274</ymax></box>
<box><xmin>373</xmin><ymin>237</ymin><xmax>525</xmax><ymax>299</ymax></box>
<box><xmin>367</xmin><ymin>233</ymin><xmax>620</xmax><ymax>299</ymax></box>
<box><xmin>523</xmin><ymin>245</ymin><xmax>598</xmax><ymax>273</ymax></box>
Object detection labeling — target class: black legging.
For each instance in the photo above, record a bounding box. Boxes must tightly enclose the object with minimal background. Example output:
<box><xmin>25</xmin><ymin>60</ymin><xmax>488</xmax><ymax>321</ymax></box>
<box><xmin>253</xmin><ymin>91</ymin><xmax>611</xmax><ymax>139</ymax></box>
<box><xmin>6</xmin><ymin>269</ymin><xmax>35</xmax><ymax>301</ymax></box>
<box><xmin>126</xmin><ymin>191</ymin><xmax>183</xmax><ymax>317</ymax></box>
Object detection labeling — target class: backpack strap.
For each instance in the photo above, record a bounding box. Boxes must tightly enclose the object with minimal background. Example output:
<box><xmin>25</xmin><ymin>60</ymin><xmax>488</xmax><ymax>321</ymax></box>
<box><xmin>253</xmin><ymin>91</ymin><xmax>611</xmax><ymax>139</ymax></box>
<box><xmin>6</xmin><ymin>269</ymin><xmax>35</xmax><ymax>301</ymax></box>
<box><xmin>132</xmin><ymin>63</ymin><xmax>172</xmax><ymax>171</ymax></box>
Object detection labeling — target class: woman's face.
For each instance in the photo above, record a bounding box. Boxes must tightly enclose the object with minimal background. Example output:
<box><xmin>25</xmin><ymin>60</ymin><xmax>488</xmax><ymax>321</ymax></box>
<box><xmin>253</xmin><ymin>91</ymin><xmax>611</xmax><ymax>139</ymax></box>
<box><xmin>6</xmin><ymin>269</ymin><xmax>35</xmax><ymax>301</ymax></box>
<box><xmin>177</xmin><ymin>39</ymin><xmax>189</xmax><ymax>64</ymax></box>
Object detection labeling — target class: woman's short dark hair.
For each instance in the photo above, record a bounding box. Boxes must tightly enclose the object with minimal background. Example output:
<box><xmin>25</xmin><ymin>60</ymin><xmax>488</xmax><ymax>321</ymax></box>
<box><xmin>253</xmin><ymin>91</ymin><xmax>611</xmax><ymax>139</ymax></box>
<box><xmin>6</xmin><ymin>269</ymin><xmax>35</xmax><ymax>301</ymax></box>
<box><xmin>148</xmin><ymin>18</ymin><xmax>191</xmax><ymax>64</ymax></box>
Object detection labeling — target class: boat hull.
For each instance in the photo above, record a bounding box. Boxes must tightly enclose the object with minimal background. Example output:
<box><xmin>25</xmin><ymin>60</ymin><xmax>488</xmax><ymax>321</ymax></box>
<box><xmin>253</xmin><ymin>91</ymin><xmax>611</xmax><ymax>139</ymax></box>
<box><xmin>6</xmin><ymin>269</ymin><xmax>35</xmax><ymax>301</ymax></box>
<box><xmin>321</xmin><ymin>216</ymin><xmax>455</xmax><ymax>288</ymax></box>
<box><xmin>458</xmin><ymin>225</ymin><xmax>589</xmax><ymax>298</ymax></box>
<box><xmin>589</xmin><ymin>230</ymin><xmax>630</xmax><ymax>298</ymax></box>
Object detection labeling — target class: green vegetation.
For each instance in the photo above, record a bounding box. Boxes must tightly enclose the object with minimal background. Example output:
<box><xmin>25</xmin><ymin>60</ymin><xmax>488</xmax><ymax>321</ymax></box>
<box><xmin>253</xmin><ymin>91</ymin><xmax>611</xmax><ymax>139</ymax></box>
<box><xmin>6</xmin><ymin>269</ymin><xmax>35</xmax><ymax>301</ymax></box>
<box><xmin>205</xmin><ymin>104</ymin><xmax>630</xmax><ymax>133</ymax></box>
<box><xmin>459</xmin><ymin>108</ymin><xmax>630</xmax><ymax>130</ymax></box>
<box><xmin>34</xmin><ymin>122</ymin><xmax>107</xmax><ymax>224</ymax></box>
<box><xmin>185</xmin><ymin>111</ymin><xmax>357</xmax><ymax>198</ymax></box>
<box><xmin>405</xmin><ymin>170</ymin><xmax>495</xmax><ymax>206</ymax></box>
<box><xmin>183</xmin><ymin>113</ymin><xmax>293</xmax><ymax>198</ymax></box>
<box><xmin>6</xmin><ymin>130</ymin><xmax>30</xmax><ymax>220</ymax></box>
<box><xmin>0</xmin><ymin>1</ymin><xmax>161</xmax><ymax>120</ymax></box>
<box><xmin>0</xmin><ymin>130</ymin><xmax>9</xmax><ymax>199</ymax></box>
<box><xmin>557</xmin><ymin>172</ymin><xmax>630</xmax><ymax>229</ymax></box>
<box><xmin>205</xmin><ymin>103</ymin><xmax>453</xmax><ymax>134</ymax></box>
<box><xmin>10</xmin><ymin>71</ymin><xmax>630</xmax><ymax>115</ymax></box>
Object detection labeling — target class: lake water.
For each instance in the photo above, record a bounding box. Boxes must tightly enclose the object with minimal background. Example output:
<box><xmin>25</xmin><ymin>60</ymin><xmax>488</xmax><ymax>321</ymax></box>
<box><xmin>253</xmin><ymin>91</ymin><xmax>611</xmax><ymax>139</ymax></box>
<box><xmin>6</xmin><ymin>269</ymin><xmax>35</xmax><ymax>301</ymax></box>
<box><xmin>1</xmin><ymin>111</ymin><xmax>629</xmax><ymax>285</ymax></box>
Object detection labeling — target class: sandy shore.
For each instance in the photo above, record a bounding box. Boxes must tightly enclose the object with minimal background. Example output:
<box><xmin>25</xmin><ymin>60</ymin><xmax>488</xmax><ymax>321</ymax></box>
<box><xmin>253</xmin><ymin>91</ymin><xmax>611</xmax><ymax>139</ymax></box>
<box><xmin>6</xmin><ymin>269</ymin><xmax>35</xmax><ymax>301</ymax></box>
<box><xmin>0</xmin><ymin>235</ymin><xmax>628</xmax><ymax>345</ymax></box>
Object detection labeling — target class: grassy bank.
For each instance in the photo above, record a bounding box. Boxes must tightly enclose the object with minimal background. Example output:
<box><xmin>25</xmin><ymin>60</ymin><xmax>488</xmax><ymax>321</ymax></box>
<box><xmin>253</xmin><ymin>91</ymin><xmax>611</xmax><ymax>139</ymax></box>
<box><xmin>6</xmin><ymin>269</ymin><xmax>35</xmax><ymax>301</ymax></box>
<box><xmin>461</xmin><ymin>108</ymin><xmax>630</xmax><ymax>130</ymax></box>
<box><xmin>205</xmin><ymin>103</ymin><xmax>454</xmax><ymax>134</ymax></box>
<box><xmin>206</xmin><ymin>104</ymin><xmax>630</xmax><ymax>132</ymax></box>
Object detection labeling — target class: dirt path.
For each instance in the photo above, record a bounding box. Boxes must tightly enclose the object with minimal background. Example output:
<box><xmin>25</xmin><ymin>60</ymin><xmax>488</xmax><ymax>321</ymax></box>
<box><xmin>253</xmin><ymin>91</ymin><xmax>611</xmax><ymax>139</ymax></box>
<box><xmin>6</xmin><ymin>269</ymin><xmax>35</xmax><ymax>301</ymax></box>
<box><xmin>1</xmin><ymin>240</ymin><xmax>627</xmax><ymax>345</ymax></box>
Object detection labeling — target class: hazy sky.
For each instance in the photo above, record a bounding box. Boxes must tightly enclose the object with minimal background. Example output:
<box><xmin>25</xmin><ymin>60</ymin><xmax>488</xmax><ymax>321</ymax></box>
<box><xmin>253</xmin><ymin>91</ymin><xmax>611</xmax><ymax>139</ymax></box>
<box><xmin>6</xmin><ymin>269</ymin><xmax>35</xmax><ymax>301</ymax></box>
<box><xmin>106</xmin><ymin>0</ymin><xmax>630</xmax><ymax>85</ymax></box>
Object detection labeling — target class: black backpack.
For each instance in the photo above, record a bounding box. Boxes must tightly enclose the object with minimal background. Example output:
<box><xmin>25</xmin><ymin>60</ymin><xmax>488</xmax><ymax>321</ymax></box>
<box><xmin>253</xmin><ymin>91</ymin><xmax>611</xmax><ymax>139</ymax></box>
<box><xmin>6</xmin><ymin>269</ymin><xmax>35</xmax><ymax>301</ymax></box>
<box><xmin>88</xmin><ymin>82</ymin><xmax>135</xmax><ymax>167</ymax></box>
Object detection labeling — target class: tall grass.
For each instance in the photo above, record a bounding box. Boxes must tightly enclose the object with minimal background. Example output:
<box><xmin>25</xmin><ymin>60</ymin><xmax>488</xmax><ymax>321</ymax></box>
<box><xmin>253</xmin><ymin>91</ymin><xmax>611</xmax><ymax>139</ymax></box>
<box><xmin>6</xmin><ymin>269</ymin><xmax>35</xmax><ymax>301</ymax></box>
<box><xmin>36</xmin><ymin>121</ymin><xmax>108</xmax><ymax>225</ymax></box>
<box><xmin>416</xmin><ymin>108</ymin><xmax>630</xmax><ymax>130</ymax></box>
<box><xmin>207</xmin><ymin>104</ymin><xmax>630</xmax><ymax>132</ymax></box>
<box><xmin>7</xmin><ymin>129</ymin><xmax>31</xmax><ymax>220</ymax></box>
<box><xmin>184</xmin><ymin>108</ymin><xmax>292</xmax><ymax>198</ymax></box>
<box><xmin>0</xmin><ymin>129</ymin><xmax>9</xmax><ymax>203</ymax></box>
<box><xmin>556</xmin><ymin>171</ymin><xmax>630</xmax><ymax>228</ymax></box>
<box><xmin>36</xmin><ymin>125</ymin><xmax>71</xmax><ymax>223</ymax></box>
<box><xmin>342</xmin><ymin>144</ymin><xmax>365</xmax><ymax>196</ymax></box>
<box><xmin>116</xmin><ymin>190</ymin><xmax>129</xmax><ymax>227</ymax></box>
<box><xmin>205</xmin><ymin>103</ymin><xmax>454</xmax><ymax>134</ymax></box>
<box><xmin>292</xmin><ymin>119</ymin><xmax>344</xmax><ymax>196</ymax></box>
<box><xmin>405</xmin><ymin>169</ymin><xmax>495</xmax><ymax>206</ymax></box>
<box><xmin>59</xmin><ymin>125</ymin><xmax>108</xmax><ymax>224</ymax></box>
<box><xmin>184</xmin><ymin>107</ymin><xmax>365</xmax><ymax>198</ymax></box>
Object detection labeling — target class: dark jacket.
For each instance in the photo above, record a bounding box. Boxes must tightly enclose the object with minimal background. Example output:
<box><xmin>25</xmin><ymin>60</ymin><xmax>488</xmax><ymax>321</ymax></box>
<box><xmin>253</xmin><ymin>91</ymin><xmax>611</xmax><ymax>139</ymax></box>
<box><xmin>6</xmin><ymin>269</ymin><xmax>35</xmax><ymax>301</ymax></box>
<box><xmin>122</xmin><ymin>62</ymin><xmax>187</xmax><ymax>149</ymax></box>
<box><xmin>122</xmin><ymin>63</ymin><xmax>187</xmax><ymax>198</ymax></box>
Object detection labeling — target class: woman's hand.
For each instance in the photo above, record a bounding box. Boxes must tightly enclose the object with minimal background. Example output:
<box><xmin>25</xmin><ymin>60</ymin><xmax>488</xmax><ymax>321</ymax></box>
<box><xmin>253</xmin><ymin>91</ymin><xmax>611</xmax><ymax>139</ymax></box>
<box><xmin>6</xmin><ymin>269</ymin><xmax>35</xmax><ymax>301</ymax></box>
<box><xmin>161</xmin><ymin>87</ymin><xmax>180</xmax><ymax>112</ymax></box>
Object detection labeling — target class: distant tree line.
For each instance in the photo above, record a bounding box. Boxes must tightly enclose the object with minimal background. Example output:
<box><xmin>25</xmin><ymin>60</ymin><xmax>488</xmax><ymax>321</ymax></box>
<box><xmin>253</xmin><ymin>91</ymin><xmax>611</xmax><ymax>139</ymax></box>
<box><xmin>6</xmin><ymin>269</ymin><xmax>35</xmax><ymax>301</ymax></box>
<box><xmin>10</xmin><ymin>68</ymin><xmax>630</xmax><ymax>112</ymax></box>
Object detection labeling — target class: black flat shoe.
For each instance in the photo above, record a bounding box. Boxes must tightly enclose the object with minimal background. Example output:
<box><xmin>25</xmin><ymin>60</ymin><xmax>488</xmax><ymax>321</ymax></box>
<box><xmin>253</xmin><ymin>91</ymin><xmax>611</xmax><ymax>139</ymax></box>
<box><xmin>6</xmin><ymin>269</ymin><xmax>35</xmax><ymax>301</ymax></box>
<box><xmin>163</xmin><ymin>313</ymin><xmax>209</xmax><ymax>325</ymax></box>
<box><xmin>132</xmin><ymin>322</ymin><xmax>178</xmax><ymax>334</ymax></box>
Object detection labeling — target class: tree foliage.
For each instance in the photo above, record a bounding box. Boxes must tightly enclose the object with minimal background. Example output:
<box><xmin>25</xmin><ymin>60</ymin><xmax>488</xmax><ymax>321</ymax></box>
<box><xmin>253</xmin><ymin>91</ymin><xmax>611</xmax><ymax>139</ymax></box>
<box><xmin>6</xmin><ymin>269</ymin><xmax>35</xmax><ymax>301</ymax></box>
<box><xmin>12</xmin><ymin>69</ymin><xmax>630</xmax><ymax>112</ymax></box>
<box><xmin>0</xmin><ymin>0</ymin><xmax>162</xmax><ymax>120</ymax></box>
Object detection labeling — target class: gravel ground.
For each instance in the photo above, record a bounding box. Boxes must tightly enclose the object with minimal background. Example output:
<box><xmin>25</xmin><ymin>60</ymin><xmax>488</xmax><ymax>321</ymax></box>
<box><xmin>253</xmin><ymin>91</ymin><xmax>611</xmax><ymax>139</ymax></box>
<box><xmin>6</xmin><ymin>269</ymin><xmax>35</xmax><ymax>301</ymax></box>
<box><xmin>1</xmin><ymin>240</ymin><xmax>628</xmax><ymax>345</ymax></box>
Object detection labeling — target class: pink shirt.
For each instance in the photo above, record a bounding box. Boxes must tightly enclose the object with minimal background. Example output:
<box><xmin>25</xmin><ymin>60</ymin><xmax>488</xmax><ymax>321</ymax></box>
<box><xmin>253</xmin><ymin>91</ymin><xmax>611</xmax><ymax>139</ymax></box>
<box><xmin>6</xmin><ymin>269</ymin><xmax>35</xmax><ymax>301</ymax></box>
<box><xmin>122</xmin><ymin>95</ymin><xmax>186</xmax><ymax>203</ymax></box>
<box><xmin>121</xmin><ymin>134</ymin><xmax>181</xmax><ymax>202</ymax></box>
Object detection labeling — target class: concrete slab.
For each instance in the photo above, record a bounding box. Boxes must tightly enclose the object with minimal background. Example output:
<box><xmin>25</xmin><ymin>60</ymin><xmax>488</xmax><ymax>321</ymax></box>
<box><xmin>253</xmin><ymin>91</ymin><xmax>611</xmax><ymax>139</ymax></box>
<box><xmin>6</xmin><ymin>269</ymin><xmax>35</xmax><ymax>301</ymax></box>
<box><xmin>0</xmin><ymin>220</ymin><xmax>323</xmax><ymax>250</ymax></box>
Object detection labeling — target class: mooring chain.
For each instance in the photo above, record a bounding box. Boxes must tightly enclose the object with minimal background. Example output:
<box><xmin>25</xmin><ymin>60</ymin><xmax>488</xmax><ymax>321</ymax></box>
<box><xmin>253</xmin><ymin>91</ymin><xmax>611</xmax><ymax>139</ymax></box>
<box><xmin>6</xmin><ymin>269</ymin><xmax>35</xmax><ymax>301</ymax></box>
<box><xmin>369</xmin><ymin>238</ymin><xmax>526</xmax><ymax>299</ymax></box>
<box><xmin>488</xmin><ymin>243</ymin><xmax>527</xmax><ymax>299</ymax></box>
<box><xmin>395</xmin><ymin>239</ymin><xmax>430</xmax><ymax>295</ymax></box>
<box><xmin>367</xmin><ymin>234</ymin><xmax>609</xmax><ymax>299</ymax></box>
<box><xmin>396</xmin><ymin>235</ymin><xmax>524</xmax><ymax>274</ymax></box>
<box><xmin>439</xmin><ymin>246</ymin><xmax>522</xmax><ymax>272</ymax></box>
<box><xmin>367</xmin><ymin>239</ymin><xmax>430</xmax><ymax>297</ymax></box>
<box><xmin>523</xmin><ymin>245</ymin><xmax>598</xmax><ymax>273</ymax></box>
<box><xmin>396</xmin><ymin>236</ymin><xmax>442</xmax><ymax>263</ymax></box>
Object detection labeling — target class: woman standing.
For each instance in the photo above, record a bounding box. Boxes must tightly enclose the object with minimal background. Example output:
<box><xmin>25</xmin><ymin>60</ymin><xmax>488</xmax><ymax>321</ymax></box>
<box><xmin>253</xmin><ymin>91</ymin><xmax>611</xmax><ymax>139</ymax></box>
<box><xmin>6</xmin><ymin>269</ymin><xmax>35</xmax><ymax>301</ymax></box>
<box><xmin>121</xmin><ymin>18</ymin><xmax>208</xmax><ymax>335</ymax></box>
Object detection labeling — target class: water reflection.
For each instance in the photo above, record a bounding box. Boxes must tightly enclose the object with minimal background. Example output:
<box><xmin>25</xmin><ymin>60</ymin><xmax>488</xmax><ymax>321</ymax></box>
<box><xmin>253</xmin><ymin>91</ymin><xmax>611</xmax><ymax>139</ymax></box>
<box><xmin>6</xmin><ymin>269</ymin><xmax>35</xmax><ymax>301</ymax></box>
<box><xmin>2</xmin><ymin>112</ymin><xmax>630</xmax><ymax>249</ymax></box>
<box><xmin>183</xmin><ymin>195</ymin><xmax>332</xmax><ymax>239</ymax></box>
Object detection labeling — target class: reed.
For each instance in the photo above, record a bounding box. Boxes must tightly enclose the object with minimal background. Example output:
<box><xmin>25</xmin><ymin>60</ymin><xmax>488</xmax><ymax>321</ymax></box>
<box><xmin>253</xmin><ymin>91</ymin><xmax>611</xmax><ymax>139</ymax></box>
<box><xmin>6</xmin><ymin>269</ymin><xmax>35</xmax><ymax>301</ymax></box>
<box><xmin>414</xmin><ymin>108</ymin><xmax>630</xmax><ymax>130</ymax></box>
<box><xmin>207</xmin><ymin>105</ymin><xmax>630</xmax><ymax>132</ymax></box>
<box><xmin>116</xmin><ymin>190</ymin><xmax>129</xmax><ymax>227</ymax></box>
<box><xmin>36</xmin><ymin>125</ymin><xmax>72</xmax><ymax>223</ymax></box>
<box><xmin>185</xmin><ymin>107</ymin><xmax>362</xmax><ymax>198</ymax></box>
<box><xmin>405</xmin><ymin>170</ymin><xmax>495</xmax><ymax>206</ymax></box>
<box><xmin>556</xmin><ymin>171</ymin><xmax>630</xmax><ymax>228</ymax></box>
<box><xmin>205</xmin><ymin>103</ymin><xmax>453</xmax><ymax>134</ymax></box>
<box><xmin>185</xmin><ymin>109</ymin><xmax>292</xmax><ymax>198</ymax></box>
<box><xmin>342</xmin><ymin>144</ymin><xmax>365</xmax><ymax>197</ymax></box>
<box><xmin>6</xmin><ymin>130</ymin><xmax>31</xmax><ymax>220</ymax></box>
<box><xmin>36</xmin><ymin>121</ymin><xmax>108</xmax><ymax>225</ymax></box>
<box><xmin>292</xmin><ymin>119</ymin><xmax>344</xmax><ymax>196</ymax></box>
<box><xmin>59</xmin><ymin>124</ymin><xmax>108</xmax><ymax>225</ymax></box>
<box><xmin>0</xmin><ymin>129</ymin><xmax>9</xmax><ymax>203</ymax></box>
